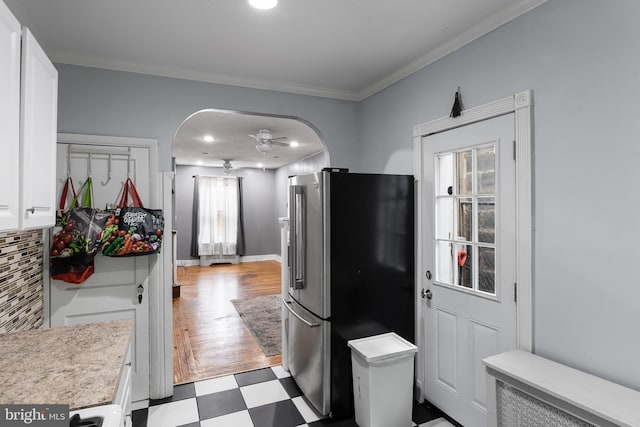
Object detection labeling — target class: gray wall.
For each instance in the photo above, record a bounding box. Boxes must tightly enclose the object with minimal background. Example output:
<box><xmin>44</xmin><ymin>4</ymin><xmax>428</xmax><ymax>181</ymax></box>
<box><xmin>56</xmin><ymin>64</ymin><xmax>359</xmax><ymax>172</ymax></box>
<box><xmin>55</xmin><ymin>64</ymin><xmax>357</xmax><ymax>260</ymax></box>
<box><xmin>357</xmin><ymin>0</ymin><xmax>640</xmax><ymax>390</ymax></box>
<box><xmin>175</xmin><ymin>165</ymin><xmax>279</xmax><ymax>259</ymax></box>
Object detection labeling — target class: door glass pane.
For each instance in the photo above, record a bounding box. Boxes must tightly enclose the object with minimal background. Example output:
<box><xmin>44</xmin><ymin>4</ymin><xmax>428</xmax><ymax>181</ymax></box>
<box><xmin>433</xmin><ymin>144</ymin><xmax>498</xmax><ymax>296</ymax></box>
<box><xmin>477</xmin><ymin>147</ymin><xmax>495</xmax><ymax>194</ymax></box>
<box><xmin>435</xmin><ymin>241</ymin><xmax>454</xmax><ymax>285</ymax></box>
<box><xmin>478</xmin><ymin>246</ymin><xmax>495</xmax><ymax>294</ymax></box>
<box><xmin>437</xmin><ymin>154</ymin><xmax>453</xmax><ymax>196</ymax></box>
<box><xmin>477</xmin><ymin>197</ymin><xmax>495</xmax><ymax>244</ymax></box>
<box><xmin>436</xmin><ymin>197</ymin><xmax>453</xmax><ymax>240</ymax></box>
<box><xmin>456</xmin><ymin>198</ymin><xmax>473</xmax><ymax>241</ymax></box>
<box><xmin>455</xmin><ymin>243</ymin><xmax>472</xmax><ymax>289</ymax></box>
<box><xmin>457</xmin><ymin>151</ymin><xmax>472</xmax><ymax>195</ymax></box>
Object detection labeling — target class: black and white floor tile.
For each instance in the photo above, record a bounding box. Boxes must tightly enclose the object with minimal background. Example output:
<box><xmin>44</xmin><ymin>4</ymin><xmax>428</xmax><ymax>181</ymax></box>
<box><xmin>132</xmin><ymin>365</ymin><xmax>455</xmax><ymax>427</ymax></box>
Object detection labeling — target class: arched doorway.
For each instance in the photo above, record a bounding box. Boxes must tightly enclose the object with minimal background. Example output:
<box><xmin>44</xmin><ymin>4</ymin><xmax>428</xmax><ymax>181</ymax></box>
<box><xmin>170</xmin><ymin>109</ymin><xmax>329</xmax><ymax>383</ymax></box>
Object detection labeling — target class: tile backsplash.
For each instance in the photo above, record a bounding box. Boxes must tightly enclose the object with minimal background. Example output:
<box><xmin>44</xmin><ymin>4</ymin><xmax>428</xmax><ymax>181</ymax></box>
<box><xmin>0</xmin><ymin>230</ymin><xmax>44</xmax><ymax>333</ymax></box>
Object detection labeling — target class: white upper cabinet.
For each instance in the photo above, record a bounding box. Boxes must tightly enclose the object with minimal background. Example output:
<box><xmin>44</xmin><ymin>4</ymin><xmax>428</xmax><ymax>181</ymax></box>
<box><xmin>0</xmin><ymin>1</ymin><xmax>21</xmax><ymax>231</ymax></box>
<box><xmin>19</xmin><ymin>28</ymin><xmax>58</xmax><ymax>230</ymax></box>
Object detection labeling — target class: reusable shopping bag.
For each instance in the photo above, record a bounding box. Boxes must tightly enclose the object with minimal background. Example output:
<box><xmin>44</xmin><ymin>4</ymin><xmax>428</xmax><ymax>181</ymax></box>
<box><xmin>50</xmin><ymin>177</ymin><xmax>109</xmax><ymax>284</ymax></box>
<box><xmin>101</xmin><ymin>178</ymin><xmax>164</xmax><ymax>257</ymax></box>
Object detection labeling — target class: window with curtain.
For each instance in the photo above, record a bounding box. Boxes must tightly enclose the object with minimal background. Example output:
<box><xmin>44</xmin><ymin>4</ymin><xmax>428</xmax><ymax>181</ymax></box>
<box><xmin>196</xmin><ymin>176</ymin><xmax>240</xmax><ymax>256</ymax></box>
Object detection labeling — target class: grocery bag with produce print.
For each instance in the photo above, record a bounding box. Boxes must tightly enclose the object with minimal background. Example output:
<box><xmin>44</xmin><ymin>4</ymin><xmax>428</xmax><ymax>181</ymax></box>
<box><xmin>50</xmin><ymin>177</ymin><xmax>109</xmax><ymax>284</ymax></box>
<box><xmin>101</xmin><ymin>178</ymin><xmax>164</xmax><ymax>257</ymax></box>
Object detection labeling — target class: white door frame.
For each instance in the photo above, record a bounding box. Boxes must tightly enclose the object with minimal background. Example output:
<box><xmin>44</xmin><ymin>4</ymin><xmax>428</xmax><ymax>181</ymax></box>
<box><xmin>49</xmin><ymin>133</ymin><xmax>173</xmax><ymax>400</ymax></box>
<box><xmin>413</xmin><ymin>90</ymin><xmax>533</xmax><ymax>401</ymax></box>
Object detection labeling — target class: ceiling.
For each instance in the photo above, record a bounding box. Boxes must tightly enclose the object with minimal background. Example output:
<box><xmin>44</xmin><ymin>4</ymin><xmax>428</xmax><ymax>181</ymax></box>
<box><xmin>7</xmin><ymin>0</ymin><xmax>546</xmax><ymax>102</ymax></box>
<box><xmin>6</xmin><ymin>0</ymin><xmax>546</xmax><ymax>169</ymax></box>
<box><xmin>172</xmin><ymin>110</ymin><xmax>325</xmax><ymax>169</ymax></box>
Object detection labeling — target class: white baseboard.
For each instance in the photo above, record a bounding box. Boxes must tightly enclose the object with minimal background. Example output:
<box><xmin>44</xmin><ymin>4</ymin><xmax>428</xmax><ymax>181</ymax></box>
<box><xmin>178</xmin><ymin>255</ymin><xmax>281</xmax><ymax>266</ymax></box>
<box><xmin>240</xmin><ymin>254</ymin><xmax>281</xmax><ymax>263</ymax></box>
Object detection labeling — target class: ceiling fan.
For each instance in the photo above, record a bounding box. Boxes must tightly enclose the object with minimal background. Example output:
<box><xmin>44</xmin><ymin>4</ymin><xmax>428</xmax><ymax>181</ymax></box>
<box><xmin>221</xmin><ymin>160</ymin><xmax>233</xmax><ymax>174</ymax></box>
<box><xmin>249</xmin><ymin>129</ymin><xmax>289</xmax><ymax>153</ymax></box>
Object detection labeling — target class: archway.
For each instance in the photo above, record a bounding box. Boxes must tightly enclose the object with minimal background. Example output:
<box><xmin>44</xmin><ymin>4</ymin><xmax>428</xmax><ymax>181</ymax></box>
<box><xmin>170</xmin><ymin>108</ymin><xmax>329</xmax><ymax>383</ymax></box>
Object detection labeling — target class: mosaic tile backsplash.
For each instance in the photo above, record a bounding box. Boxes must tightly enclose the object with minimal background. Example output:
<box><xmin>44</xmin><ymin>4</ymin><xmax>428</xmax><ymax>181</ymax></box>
<box><xmin>0</xmin><ymin>230</ymin><xmax>44</xmax><ymax>333</ymax></box>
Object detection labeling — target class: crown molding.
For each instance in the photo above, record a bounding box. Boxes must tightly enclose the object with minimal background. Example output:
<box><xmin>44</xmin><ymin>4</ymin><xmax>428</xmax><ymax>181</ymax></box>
<box><xmin>50</xmin><ymin>51</ymin><xmax>361</xmax><ymax>102</ymax></box>
<box><xmin>357</xmin><ymin>0</ymin><xmax>548</xmax><ymax>101</ymax></box>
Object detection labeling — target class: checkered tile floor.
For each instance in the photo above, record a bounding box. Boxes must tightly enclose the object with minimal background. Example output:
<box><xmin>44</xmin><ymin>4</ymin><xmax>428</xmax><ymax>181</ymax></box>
<box><xmin>131</xmin><ymin>365</ymin><xmax>455</xmax><ymax>427</ymax></box>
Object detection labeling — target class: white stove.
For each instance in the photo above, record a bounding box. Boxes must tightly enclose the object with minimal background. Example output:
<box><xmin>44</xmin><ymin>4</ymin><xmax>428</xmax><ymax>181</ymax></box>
<box><xmin>69</xmin><ymin>404</ymin><xmax>124</xmax><ymax>427</ymax></box>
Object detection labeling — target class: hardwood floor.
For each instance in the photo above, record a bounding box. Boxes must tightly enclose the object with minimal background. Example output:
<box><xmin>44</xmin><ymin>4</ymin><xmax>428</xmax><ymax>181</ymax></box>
<box><xmin>173</xmin><ymin>260</ymin><xmax>282</xmax><ymax>385</ymax></box>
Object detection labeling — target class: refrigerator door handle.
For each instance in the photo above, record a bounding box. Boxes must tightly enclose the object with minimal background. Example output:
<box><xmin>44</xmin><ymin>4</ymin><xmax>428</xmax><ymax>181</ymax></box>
<box><xmin>283</xmin><ymin>299</ymin><xmax>319</xmax><ymax>328</ymax></box>
<box><xmin>289</xmin><ymin>185</ymin><xmax>305</xmax><ymax>290</ymax></box>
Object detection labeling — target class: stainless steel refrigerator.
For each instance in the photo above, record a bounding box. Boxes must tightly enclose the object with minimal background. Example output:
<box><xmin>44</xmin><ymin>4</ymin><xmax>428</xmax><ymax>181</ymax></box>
<box><xmin>284</xmin><ymin>170</ymin><xmax>415</xmax><ymax>419</ymax></box>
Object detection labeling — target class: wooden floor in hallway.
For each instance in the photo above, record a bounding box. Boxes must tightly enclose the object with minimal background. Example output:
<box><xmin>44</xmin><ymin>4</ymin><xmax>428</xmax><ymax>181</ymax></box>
<box><xmin>173</xmin><ymin>260</ymin><xmax>282</xmax><ymax>385</ymax></box>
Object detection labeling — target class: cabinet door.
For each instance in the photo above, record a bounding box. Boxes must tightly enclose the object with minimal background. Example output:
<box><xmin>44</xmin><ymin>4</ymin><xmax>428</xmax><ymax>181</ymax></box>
<box><xmin>20</xmin><ymin>28</ymin><xmax>58</xmax><ymax>229</ymax></box>
<box><xmin>0</xmin><ymin>2</ymin><xmax>21</xmax><ymax>231</ymax></box>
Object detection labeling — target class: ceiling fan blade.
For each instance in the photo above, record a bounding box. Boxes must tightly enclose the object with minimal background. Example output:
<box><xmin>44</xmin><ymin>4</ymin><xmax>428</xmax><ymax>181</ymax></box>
<box><xmin>271</xmin><ymin>136</ymin><xmax>289</xmax><ymax>142</ymax></box>
<box><xmin>271</xmin><ymin>140</ymin><xmax>290</xmax><ymax>147</ymax></box>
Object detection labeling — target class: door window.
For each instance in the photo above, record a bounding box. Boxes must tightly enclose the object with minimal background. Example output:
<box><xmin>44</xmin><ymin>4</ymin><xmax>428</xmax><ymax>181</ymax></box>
<box><xmin>434</xmin><ymin>145</ymin><xmax>497</xmax><ymax>295</ymax></box>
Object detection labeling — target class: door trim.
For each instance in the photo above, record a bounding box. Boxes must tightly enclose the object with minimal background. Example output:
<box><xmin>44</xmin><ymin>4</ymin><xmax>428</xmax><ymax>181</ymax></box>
<box><xmin>412</xmin><ymin>90</ymin><xmax>533</xmax><ymax>401</ymax></box>
<box><xmin>53</xmin><ymin>133</ymin><xmax>172</xmax><ymax>400</ymax></box>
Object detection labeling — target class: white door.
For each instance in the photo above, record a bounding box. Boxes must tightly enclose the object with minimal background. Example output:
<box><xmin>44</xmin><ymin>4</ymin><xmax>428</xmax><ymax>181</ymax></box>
<box><xmin>422</xmin><ymin>114</ymin><xmax>516</xmax><ymax>427</ymax></box>
<box><xmin>50</xmin><ymin>143</ymin><xmax>151</xmax><ymax>403</ymax></box>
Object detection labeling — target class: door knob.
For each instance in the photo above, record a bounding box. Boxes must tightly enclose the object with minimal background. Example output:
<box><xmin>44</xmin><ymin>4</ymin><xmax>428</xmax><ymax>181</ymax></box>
<box><xmin>421</xmin><ymin>289</ymin><xmax>433</xmax><ymax>300</ymax></box>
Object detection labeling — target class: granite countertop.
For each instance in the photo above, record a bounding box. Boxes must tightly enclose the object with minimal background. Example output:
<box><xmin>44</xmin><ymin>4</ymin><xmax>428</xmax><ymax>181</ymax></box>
<box><xmin>0</xmin><ymin>319</ymin><xmax>133</xmax><ymax>410</ymax></box>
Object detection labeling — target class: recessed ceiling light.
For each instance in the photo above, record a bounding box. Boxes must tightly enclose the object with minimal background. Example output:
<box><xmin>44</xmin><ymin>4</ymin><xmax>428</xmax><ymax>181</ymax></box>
<box><xmin>257</xmin><ymin>162</ymin><xmax>264</xmax><ymax>168</ymax></box>
<box><xmin>203</xmin><ymin>135</ymin><xmax>215</xmax><ymax>143</ymax></box>
<box><xmin>290</xmin><ymin>140</ymin><xmax>299</xmax><ymax>147</ymax></box>
<box><xmin>196</xmin><ymin>160</ymin><xmax>203</xmax><ymax>166</ymax></box>
<box><xmin>248</xmin><ymin>0</ymin><xmax>277</xmax><ymax>10</ymax></box>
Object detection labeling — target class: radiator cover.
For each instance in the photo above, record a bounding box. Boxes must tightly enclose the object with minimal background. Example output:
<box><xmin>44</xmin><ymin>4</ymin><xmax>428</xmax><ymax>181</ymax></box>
<box><xmin>496</xmin><ymin>380</ymin><xmax>594</xmax><ymax>427</ymax></box>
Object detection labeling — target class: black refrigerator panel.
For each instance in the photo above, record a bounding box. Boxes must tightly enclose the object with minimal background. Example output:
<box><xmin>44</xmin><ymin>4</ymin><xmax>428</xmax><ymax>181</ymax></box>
<box><xmin>327</xmin><ymin>171</ymin><xmax>415</xmax><ymax>419</ymax></box>
<box><xmin>328</xmin><ymin>172</ymin><xmax>414</xmax><ymax>339</ymax></box>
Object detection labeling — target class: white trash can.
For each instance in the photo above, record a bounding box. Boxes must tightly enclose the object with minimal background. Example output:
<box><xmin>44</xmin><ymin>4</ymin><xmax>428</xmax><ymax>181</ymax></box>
<box><xmin>347</xmin><ymin>332</ymin><xmax>418</xmax><ymax>427</ymax></box>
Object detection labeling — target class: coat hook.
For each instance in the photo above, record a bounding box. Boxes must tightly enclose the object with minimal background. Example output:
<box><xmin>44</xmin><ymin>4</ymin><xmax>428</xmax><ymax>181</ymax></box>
<box><xmin>61</xmin><ymin>148</ymin><xmax>72</xmax><ymax>184</ymax></box>
<box><xmin>67</xmin><ymin>147</ymin><xmax>72</xmax><ymax>178</ymax></box>
<box><xmin>127</xmin><ymin>148</ymin><xmax>132</xmax><ymax>179</ymax></box>
<box><xmin>101</xmin><ymin>153</ymin><xmax>112</xmax><ymax>185</ymax></box>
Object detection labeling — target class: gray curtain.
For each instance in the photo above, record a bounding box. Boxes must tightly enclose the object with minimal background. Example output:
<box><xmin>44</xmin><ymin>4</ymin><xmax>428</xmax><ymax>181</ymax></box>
<box><xmin>236</xmin><ymin>178</ymin><xmax>246</xmax><ymax>256</ymax></box>
<box><xmin>190</xmin><ymin>176</ymin><xmax>200</xmax><ymax>257</ymax></box>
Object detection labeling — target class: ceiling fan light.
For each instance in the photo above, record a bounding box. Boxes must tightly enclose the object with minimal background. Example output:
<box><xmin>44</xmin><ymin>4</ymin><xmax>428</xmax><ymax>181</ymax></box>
<box><xmin>290</xmin><ymin>140</ymin><xmax>299</xmax><ymax>147</ymax></box>
<box><xmin>203</xmin><ymin>134</ymin><xmax>215</xmax><ymax>143</ymax></box>
<box><xmin>256</xmin><ymin>143</ymin><xmax>273</xmax><ymax>153</ymax></box>
<box><xmin>248</xmin><ymin>0</ymin><xmax>277</xmax><ymax>10</ymax></box>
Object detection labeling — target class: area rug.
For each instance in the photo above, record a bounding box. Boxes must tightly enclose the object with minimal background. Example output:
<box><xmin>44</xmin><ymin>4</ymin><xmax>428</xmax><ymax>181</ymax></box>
<box><xmin>230</xmin><ymin>294</ymin><xmax>281</xmax><ymax>357</ymax></box>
